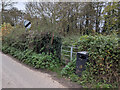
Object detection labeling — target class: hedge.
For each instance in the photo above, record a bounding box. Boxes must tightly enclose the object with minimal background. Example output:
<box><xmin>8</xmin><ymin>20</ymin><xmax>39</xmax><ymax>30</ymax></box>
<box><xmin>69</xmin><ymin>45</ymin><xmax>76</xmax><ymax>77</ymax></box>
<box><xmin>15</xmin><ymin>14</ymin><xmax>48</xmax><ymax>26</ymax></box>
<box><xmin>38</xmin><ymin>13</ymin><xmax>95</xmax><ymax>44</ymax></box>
<box><xmin>2</xmin><ymin>30</ymin><xmax>62</xmax><ymax>60</ymax></box>
<box><xmin>74</xmin><ymin>34</ymin><xmax>120</xmax><ymax>83</ymax></box>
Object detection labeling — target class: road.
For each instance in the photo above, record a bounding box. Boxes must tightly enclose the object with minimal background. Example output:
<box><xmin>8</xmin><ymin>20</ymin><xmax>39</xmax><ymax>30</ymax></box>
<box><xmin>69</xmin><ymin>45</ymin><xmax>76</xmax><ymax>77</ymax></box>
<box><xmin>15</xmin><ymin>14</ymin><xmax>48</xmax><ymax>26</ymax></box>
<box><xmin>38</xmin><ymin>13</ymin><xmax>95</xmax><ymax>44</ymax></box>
<box><xmin>1</xmin><ymin>52</ymin><xmax>66</xmax><ymax>88</ymax></box>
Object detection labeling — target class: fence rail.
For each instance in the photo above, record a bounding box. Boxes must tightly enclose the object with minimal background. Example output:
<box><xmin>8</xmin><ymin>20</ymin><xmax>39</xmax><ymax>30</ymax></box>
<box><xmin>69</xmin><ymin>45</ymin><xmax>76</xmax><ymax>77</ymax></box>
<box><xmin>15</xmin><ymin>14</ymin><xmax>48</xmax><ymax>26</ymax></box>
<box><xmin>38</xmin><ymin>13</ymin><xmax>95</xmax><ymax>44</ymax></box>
<box><xmin>61</xmin><ymin>45</ymin><xmax>78</xmax><ymax>61</ymax></box>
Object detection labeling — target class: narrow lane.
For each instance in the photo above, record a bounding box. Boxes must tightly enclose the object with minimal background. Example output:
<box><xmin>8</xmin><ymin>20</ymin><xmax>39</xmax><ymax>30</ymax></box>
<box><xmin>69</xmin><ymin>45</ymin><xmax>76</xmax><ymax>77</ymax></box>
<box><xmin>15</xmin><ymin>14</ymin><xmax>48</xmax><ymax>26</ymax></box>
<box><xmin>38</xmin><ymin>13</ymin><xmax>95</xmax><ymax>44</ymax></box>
<box><xmin>2</xmin><ymin>53</ymin><xmax>66</xmax><ymax>88</ymax></box>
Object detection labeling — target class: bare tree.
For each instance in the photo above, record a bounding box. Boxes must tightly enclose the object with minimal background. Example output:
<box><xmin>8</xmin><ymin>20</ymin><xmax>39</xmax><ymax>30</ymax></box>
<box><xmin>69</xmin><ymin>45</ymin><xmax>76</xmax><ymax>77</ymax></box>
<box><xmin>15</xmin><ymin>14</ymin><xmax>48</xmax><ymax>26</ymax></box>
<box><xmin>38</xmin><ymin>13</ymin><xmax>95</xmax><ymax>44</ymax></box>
<box><xmin>1</xmin><ymin>0</ymin><xmax>17</xmax><ymax>24</ymax></box>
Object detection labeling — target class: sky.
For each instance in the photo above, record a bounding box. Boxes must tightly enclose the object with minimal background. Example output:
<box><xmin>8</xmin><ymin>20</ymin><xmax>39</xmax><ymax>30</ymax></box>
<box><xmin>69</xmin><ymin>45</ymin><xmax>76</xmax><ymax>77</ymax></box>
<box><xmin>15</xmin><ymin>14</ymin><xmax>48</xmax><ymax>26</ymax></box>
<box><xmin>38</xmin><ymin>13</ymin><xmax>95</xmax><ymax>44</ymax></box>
<box><xmin>1</xmin><ymin>0</ymin><xmax>119</xmax><ymax>11</ymax></box>
<box><xmin>0</xmin><ymin>1</ymin><xmax>26</xmax><ymax>11</ymax></box>
<box><xmin>14</xmin><ymin>2</ymin><xmax>26</xmax><ymax>11</ymax></box>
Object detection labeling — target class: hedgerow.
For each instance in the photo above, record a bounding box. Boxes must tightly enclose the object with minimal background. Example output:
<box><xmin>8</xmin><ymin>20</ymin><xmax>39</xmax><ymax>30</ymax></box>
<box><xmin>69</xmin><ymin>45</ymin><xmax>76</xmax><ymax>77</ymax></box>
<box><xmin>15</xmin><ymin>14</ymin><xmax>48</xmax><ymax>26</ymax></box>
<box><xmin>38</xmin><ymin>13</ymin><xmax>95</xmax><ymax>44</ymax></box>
<box><xmin>2</xmin><ymin>44</ymin><xmax>61</xmax><ymax>71</ymax></box>
<box><xmin>2</xmin><ymin>30</ymin><xmax>62</xmax><ymax>60</ymax></box>
<box><xmin>60</xmin><ymin>34</ymin><xmax>119</xmax><ymax>88</ymax></box>
<box><xmin>2</xmin><ymin>27</ymin><xmax>119</xmax><ymax>88</ymax></box>
<box><xmin>74</xmin><ymin>34</ymin><xmax>120</xmax><ymax>84</ymax></box>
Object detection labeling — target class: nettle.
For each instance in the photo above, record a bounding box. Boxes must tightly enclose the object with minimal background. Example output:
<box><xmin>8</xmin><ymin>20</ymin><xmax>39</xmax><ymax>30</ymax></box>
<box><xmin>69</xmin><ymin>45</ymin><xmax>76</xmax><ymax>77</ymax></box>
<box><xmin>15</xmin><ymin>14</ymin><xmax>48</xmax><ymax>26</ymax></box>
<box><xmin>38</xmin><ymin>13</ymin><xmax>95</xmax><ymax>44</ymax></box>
<box><xmin>74</xmin><ymin>34</ymin><xmax>120</xmax><ymax>83</ymax></box>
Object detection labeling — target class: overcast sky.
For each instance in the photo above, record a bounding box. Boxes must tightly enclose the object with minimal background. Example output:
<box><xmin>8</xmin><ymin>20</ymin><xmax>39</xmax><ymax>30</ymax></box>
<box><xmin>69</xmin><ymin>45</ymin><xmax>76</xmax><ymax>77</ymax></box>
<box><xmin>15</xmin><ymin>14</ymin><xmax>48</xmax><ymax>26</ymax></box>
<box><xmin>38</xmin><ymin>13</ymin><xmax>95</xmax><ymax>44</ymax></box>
<box><xmin>14</xmin><ymin>2</ymin><xmax>26</xmax><ymax>11</ymax></box>
<box><xmin>1</xmin><ymin>0</ymin><xmax>118</xmax><ymax>11</ymax></box>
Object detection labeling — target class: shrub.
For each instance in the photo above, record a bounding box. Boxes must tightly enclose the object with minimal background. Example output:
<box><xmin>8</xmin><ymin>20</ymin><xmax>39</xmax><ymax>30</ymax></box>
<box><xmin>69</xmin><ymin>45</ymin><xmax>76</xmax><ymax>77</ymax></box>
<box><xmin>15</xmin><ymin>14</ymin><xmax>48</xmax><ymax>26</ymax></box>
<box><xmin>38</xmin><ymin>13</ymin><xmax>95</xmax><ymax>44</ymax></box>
<box><xmin>2</xmin><ymin>44</ymin><xmax>61</xmax><ymax>71</ymax></box>
<box><xmin>2</xmin><ymin>30</ymin><xmax>62</xmax><ymax>60</ymax></box>
<box><xmin>1</xmin><ymin>22</ymin><xmax>13</xmax><ymax>37</ymax></box>
<box><xmin>74</xmin><ymin>34</ymin><xmax>120</xmax><ymax>84</ymax></box>
<box><xmin>61</xmin><ymin>59</ymin><xmax>76</xmax><ymax>77</ymax></box>
<box><xmin>32</xmin><ymin>32</ymin><xmax>62</xmax><ymax>60</ymax></box>
<box><xmin>61</xmin><ymin>59</ymin><xmax>81</xmax><ymax>82</ymax></box>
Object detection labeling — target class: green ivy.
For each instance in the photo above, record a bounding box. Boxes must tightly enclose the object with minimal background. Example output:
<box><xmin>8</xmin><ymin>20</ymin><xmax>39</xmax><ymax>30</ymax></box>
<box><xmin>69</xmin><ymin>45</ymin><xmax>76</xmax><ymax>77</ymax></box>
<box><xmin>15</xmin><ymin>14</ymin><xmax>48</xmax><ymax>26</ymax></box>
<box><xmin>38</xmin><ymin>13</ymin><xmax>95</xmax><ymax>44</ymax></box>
<box><xmin>61</xmin><ymin>59</ymin><xmax>76</xmax><ymax>77</ymax></box>
<box><xmin>74</xmin><ymin>34</ymin><xmax>120</xmax><ymax>84</ymax></box>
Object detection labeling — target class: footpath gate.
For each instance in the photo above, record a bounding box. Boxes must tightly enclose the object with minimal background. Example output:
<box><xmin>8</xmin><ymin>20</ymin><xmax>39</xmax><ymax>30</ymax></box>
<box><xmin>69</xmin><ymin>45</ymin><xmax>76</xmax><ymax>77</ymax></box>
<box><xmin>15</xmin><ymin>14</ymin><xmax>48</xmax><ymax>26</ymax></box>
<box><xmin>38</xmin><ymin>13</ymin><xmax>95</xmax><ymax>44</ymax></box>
<box><xmin>61</xmin><ymin>45</ymin><xmax>78</xmax><ymax>61</ymax></box>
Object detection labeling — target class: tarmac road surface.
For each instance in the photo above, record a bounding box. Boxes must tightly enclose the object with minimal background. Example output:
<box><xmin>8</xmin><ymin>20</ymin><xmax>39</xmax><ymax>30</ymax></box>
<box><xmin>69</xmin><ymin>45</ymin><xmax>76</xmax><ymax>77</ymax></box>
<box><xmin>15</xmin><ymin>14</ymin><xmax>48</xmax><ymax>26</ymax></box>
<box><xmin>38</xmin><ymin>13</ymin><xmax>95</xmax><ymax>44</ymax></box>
<box><xmin>1</xmin><ymin>52</ymin><xmax>66</xmax><ymax>88</ymax></box>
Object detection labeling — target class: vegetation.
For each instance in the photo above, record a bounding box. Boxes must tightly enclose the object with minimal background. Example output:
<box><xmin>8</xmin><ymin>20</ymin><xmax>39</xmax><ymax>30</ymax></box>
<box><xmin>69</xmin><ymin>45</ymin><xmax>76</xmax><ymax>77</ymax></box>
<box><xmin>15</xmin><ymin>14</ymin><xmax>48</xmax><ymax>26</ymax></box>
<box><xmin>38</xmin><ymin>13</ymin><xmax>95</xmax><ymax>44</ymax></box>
<box><xmin>2</xmin><ymin>27</ymin><xmax>62</xmax><ymax>59</ymax></box>
<box><xmin>1</xmin><ymin>22</ymin><xmax>13</xmax><ymax>36</ymax></box>
<box><xmin>2</xmin><ymin>31</ymin><xmax>119</xmax><ymax>88</ymax></box>
<box><xmin>1</xmin><ymin>2</ymin><xmax>120</xmax><ymax>36</ymax></box>
<box><xmin>24</xmin><ymin>2</ymin><xmax>120</xmax><ymax>36</ymax></box>
<box><xmin>74</xmin><ymin>34</ymin><xmax>120</xmax><ymax>84</ymax></box>
<box><xmin>1</xmin><ymin>1</ymin><xmax>120</xmax><ymax>88</ymax></box>
<box><xmin>61</xmin><ymin>34</ymin><xmax>120</xmax><ymax>88</ymax></box>
<box><xmin>2</xmin><ymin>44</ymin><xmax>61</xmax><ymax>71</ymax></box>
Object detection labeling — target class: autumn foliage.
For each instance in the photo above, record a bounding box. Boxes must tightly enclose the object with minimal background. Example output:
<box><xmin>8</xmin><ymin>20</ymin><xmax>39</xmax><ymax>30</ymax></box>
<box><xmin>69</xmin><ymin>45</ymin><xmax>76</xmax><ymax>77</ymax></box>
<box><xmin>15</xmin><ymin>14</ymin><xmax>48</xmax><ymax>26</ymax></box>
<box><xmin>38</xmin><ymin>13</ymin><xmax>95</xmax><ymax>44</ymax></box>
<box><xmin>0</xmin><ymin>23</ymin><xmax>13</xmax><ymax>40</ymax></box>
